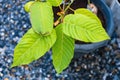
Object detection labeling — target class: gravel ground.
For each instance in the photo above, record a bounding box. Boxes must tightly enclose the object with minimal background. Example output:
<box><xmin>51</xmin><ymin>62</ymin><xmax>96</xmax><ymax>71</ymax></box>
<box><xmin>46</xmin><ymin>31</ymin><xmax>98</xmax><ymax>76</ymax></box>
<box><xmin>0</xmin><ymin>0</ymin><xmax>120</xmax><ymax>80</ymax></box>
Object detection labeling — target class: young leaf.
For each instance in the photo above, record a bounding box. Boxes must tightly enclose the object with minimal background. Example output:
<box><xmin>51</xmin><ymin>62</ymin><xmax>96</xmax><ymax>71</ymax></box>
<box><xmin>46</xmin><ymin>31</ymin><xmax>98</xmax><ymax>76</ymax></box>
<box><xmin>63</xmin><ymin>14</ymin><xmax>110</xmax><ymax>43</ymax></box>
<box><xmin>24</xmin><ymin>1</ymin><xmax>34</xmax><ymax>12</ymax></box>
<box><xmin>74</xmin><ymin>8</ymin><xmax>102</xmax><ymax>25</ymax></box>
<box><xmin>47</xmin><ymin>0</ymin><xmax>62</xmax><ymax>6</ymax></box>
<box><xmin>11</xmin><ymin>28</ymin><xmax>56</xmax><ymax>68</ymax></box>
<box><xmin>52</xmin><ymin>24</ymin><xmax>75</xmax><ymax>74</ymax></box>
<box><xmin>30</xmin><ymin>2</ymin><xmax>53</xmax><ymax>35</ymax></box>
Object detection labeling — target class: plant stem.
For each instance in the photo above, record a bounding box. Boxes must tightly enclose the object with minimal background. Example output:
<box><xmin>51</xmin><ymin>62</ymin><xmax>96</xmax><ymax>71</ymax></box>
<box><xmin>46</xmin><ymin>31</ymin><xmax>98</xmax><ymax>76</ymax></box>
<box><xmin>55</xmin><ymin>0</ymin><xmax>74</xmax><ymax>25</ymax></box>
<box><xmin>68</xmin><ymin>7</ymin><xmax>75</xmax><ymax>12</ymax></box>
<box><xmin>64</xmin><ymin>0</ymin><xmax>74</xmax><ymax>13</ymax></box>
<box><xmin>61</xmin><ymin>0</ymin><xmax>66</xmax><ymax>22</ymax></box>
<box><xmin>63</xmin><ymin>0</ymin><xmax>66</xmax><ymax>11</ymax></box>
<box><xmin>88</xmin><ymin>0</ymin><xmax>90</xmax><ymax>5</ymax></box>
<box><xmin>61</xmin><ymin>0</ymin><xmax>74</xmax><ymax>21</ymax></box>
<box><xmin>59</xmin><ymin>6</ymin><xmax>62</xmax><ymax>11</ymax></box>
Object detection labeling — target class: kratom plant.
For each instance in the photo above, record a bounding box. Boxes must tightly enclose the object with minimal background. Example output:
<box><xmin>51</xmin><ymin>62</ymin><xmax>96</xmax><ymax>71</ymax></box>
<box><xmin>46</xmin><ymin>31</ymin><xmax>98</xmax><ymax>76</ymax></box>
<box><xmin>11</xmin><ymin>0</ymin><xmax>110</xmax><ymax>73</ymax></box>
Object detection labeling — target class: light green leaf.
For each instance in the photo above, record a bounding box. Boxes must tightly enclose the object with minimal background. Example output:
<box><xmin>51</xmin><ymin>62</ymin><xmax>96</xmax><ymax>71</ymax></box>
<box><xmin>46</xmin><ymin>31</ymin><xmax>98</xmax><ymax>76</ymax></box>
<box><xmin>30</xmin><ymin>2</ymin><xmax>53</xmax><ymax>35</ymax></box>
<box><xmin>11</xmin><ymin>28</ymin><xmax>56</xmax><ymax>67</ymax></box>
<box><xmin>47</xmin><ymin>0</ymin><xmax>62</xmax><ymax>6</ymax></box>
<box><xmin>74</xmin><ymin>8</ymin><xmax>102</xmax><ymax>25</ymax></box>
<box><xmin>24</xmin><ymin>1</ymin><xmax>34</xmax><ymax>12</ymax></box>
<box><xmin>63</xmin><ymin>14</ymin><xmax>110</xmax><ymax>42</ymax></box>
<box><xmin>52</xmin><ymin>24</ymin><xmax>75</xmax><ymax>74</ymax></box>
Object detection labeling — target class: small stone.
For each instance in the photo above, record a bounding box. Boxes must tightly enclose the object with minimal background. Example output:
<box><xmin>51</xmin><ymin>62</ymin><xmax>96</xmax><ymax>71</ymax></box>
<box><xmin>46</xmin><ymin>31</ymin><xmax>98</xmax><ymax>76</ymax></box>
<box><xmin>44</xmin><ymin>77</ymin><xmax>49</xmax><ymax>80</ymax></box>
<box><xmin>11</xmin><ymin>32</ymin><xmax>15</xmax><ymax>36</ymax></box>
<box><xmin>111</xmin><ymin>38</ymin><xmax>116</xmax><ymax>44</ymax></box>
<box><xmin>0</xmin><ymin>0</ymin><xmax>3</xmax><ymax>2</ymax></box>
<box><xmin>112</xmin><ymin>43</ymin><xmax>118</xmax><ymax>49</ymax></box>
<box><xmin>117</xmin><ymin>38</ymin><xmax>120</xmax><ymax>48</ymax></box>
<box><xmin>112</xmin><ymin>69</ymin><xmax>118</xmax><ymax>74</ymax></box>
<box><xmin>89</xmin><ymin>74</ymin><xmax>92</xmax><ymax>77</ymax></box>
<box><xmin>0</xmin><ymin>29</ymin><xmax>5</xmax><ymax>32</ymax></box>
<box><xmin>10</xmin><ymin>19</ymin><xmax>14</xmax><ymax>23</ymax></box>
<box><xmin>84</xmin><ymin>65</ymin><xmax>87</xmax><ymax>69</ymax></box>
<box><xmin>23</xmin><ymin>24</ymin><xmax>27</xmax><ymax>28</ymax></box>
<box><xmin>7</xmin><ymin>59</ymin><xmax>11</xmax><ymax>63</ymax></box>
<box><xmin>117</xmin><ymin>67</ymin><xmax>120</xmax><ymax>70</ymax></box>
<box><xmin>11</xmin><ymin>69</ymin><xmax>16</xmax><ymax>73</ymax></box>
<box><xmin>113</xmin><ymin>75</ymin><xmax>120</xmax><ymax>80</ymax></box>
<box><xmin>103</xmin><ymin>73</ymin><xmax>109</xmax><ymax>80</ymax></box>
<box><xmin>0</xmin><ymin>68</ymin><xmax>3</xmax><ymax>71</ymax></box>
<box><xmin>64</xmin><ymin>74</ymin><xmax>68</xmax><ymax>77</ymax></box>
<box><xmin>4</xmin><ymin>78</ymin><xmax>9</xmax><ymax>80</ymax></box>
<box><xmin>116</xmin><ymin>62</ymin><xmax>120</xmax><ymax>66</ymax></box>
<box><xmin>0</xmin><ymin>41</ymin><xmax>4</xmax><ymax>48</ymax></box>
<box><xmin>47</xmin><ymin>74</ymin><xmax>50</xmax><ymax>77</ymax></box>
<box><xmin>0</xmin><ymin>32</ymin><xmax>5</xmax><ymax>36</ymax></box>
<box><xmin>0</xmin><ymin>72</ymin><xmax>3</xmax><ymax>77</ymax></box>
<box><xmin>39</xmin><ymin>68</ymin><xmax>42</xmax><ymax>73</ymax></box>
<box><xmin>74</xmin><ymin>61</ymin><xmax>77</xmax><ymax>67</ymax></box>
<box><xmin>76</xmin><ymin>66</ymin><xmax>81</xmax><ymax>72</ymax></box>
<box><xmin>13</xmin><ymin>37</ymin><xmax>19</xmax><ymax>42</ymax></box>
<box><xmin>16</xmin><ymin>72</ymin><xmax>21</xmax><ymax>76</ymax></box>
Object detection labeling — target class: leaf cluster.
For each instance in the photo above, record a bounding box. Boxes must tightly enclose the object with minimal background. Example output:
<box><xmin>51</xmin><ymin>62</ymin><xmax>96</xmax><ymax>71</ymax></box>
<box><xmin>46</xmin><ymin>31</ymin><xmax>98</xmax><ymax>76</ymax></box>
<box><xmin>12</xmin><ymin>0</ymin><xmax>110</xmax><ymax>73</ymax></box>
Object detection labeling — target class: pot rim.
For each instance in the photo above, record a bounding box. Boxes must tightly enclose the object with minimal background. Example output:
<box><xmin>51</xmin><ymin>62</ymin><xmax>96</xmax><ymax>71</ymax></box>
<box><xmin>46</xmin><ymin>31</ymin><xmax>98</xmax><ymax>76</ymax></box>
<box><xmin>116</xmin><ymin>0</ymin><xmax>120</xmax><ymax>5</ymax></box>
<box><xmin>111</xmin><ymin>0</ymin><xmax>120</xmax><ymax>9</ymax></box>
<box><xmin>74</xmin><ymin>0</ymin><xmax>114</xmax><ymax>53</ymax></box>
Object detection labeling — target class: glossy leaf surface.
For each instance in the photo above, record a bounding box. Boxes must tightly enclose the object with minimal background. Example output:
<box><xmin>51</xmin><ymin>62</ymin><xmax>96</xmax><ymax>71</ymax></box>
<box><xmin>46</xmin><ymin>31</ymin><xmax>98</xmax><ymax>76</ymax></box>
<box><xmin>63</xmin><ymin>13</ymin><xmax>110</xmax><ymax>42</ymax></box>
<box><xmin>47</xmin><ymin>0</ymin><xmax>62</xmax><ymax>6</ymax></box>
<box><xmin>12</xmin><ymin>28</ymin><xmax>56</xmax><ymax>67</ymax></box>
<box><xmin>30</xmin><ymin>2</ymin><xmax>53</xmax><ymax>35</ymax></box>
<box><xmin>52</xmin><ymin>24</ymin><xmax>74</xmax><ymax>73</ymax></box>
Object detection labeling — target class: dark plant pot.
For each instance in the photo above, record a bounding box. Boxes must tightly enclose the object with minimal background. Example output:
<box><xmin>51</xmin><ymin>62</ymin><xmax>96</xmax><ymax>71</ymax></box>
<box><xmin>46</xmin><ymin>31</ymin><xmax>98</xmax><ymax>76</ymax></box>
<box><xmin>75</xmin><ymin>0</ymin><xmax>114</xmax><ymax>54</ymax></box>
<box><xmin>105</xmin><ymin>0</ymin><xmax>114</xmax><ymax>6</ymax></box>
<box><xmin>111</xmin><ymin>0</ymin><xmax>120</xmax><ymax>37</ymax></box>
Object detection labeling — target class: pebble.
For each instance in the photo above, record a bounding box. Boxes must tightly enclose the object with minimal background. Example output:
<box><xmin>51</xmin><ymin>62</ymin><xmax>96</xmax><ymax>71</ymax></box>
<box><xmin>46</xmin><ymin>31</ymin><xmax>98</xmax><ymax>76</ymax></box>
<box><xmin>4</xmin><ymin>78</ymin><xmax>9</xmax><ymax>80</ymax></box>
<box><xmin>0</xmin><ymin>72</ymin><xmax>3</xmax><ymax>77</ymax></box>
<box><xmin>0</xmin><ymin>68</ymin><xmax>3</xmax><ymax>72</ymax></box>
<box><xmin>117</xmin><ymin>38</ymin><xmax>120</xmax><ymax>48</ymax></box>
<box><xmin>0</xmin><ymin>0</ymin><xmax>3</xmax><ymax>2</ymax></box>
<box><xmin>113</xmin><ymin>75</ymin><xmax>120</xmax><ymax>80</ymax></box>
<box><xmin>74</xmin><ymin>61</ymin><xmax>77</xmax><ymax>67</ymax></box>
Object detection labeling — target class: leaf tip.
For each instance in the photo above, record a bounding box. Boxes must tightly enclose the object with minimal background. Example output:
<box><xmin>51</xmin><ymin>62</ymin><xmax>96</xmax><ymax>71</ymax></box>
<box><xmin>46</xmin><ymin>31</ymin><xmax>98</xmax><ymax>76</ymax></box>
<box><xmin>56</xmin><ymin>69</ymin><xmax>62</xmax><ymax>74</ymax></box>
<box><xmin>10</xmin><ymin>64</ymin><xmax>16</xmax><ymax>68</ymax></box>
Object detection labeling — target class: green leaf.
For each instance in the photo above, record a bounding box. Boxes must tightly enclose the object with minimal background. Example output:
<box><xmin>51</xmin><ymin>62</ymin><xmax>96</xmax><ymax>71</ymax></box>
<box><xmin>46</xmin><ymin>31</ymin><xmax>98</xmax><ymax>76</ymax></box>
<box><xmin>24</xmin><ymin>1</ymin><xmax>34</xmax><ymax>12</ymax></box>
<box><xmin>63</xmin><ymin>14</ymin><xmax>110</xmax><ymax>43</ymax></box>
<box><xmin>74</xmin><ymin>8</ymin><xmax>102</xmax><ymax>25</ymax></box>
<box><xmin>52</xmin><ymin>24</ymin><xmax>75</xmax><ymax>74</ymax></box>
<box><xmin>11</xmin><ymin>28</ymin><xmax>56</xmax><ymax>68</ymax></box>
<box><xmin>47</xmin><ymin>0</ymin><xmax>62</xmax><ymax>6</ymax></box>
<box><xmin>30</xmin><ymin>2</ymin><xmax>53</xmax><ymax>35</ymax></box>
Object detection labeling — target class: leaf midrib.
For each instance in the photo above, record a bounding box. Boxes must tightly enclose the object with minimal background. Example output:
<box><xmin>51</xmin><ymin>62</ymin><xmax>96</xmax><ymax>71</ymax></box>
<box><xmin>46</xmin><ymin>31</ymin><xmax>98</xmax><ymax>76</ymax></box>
<box><xmin>15</xmin><ymin>37</ymin><xmax>41</xmax><ymax>65</ymax></box>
